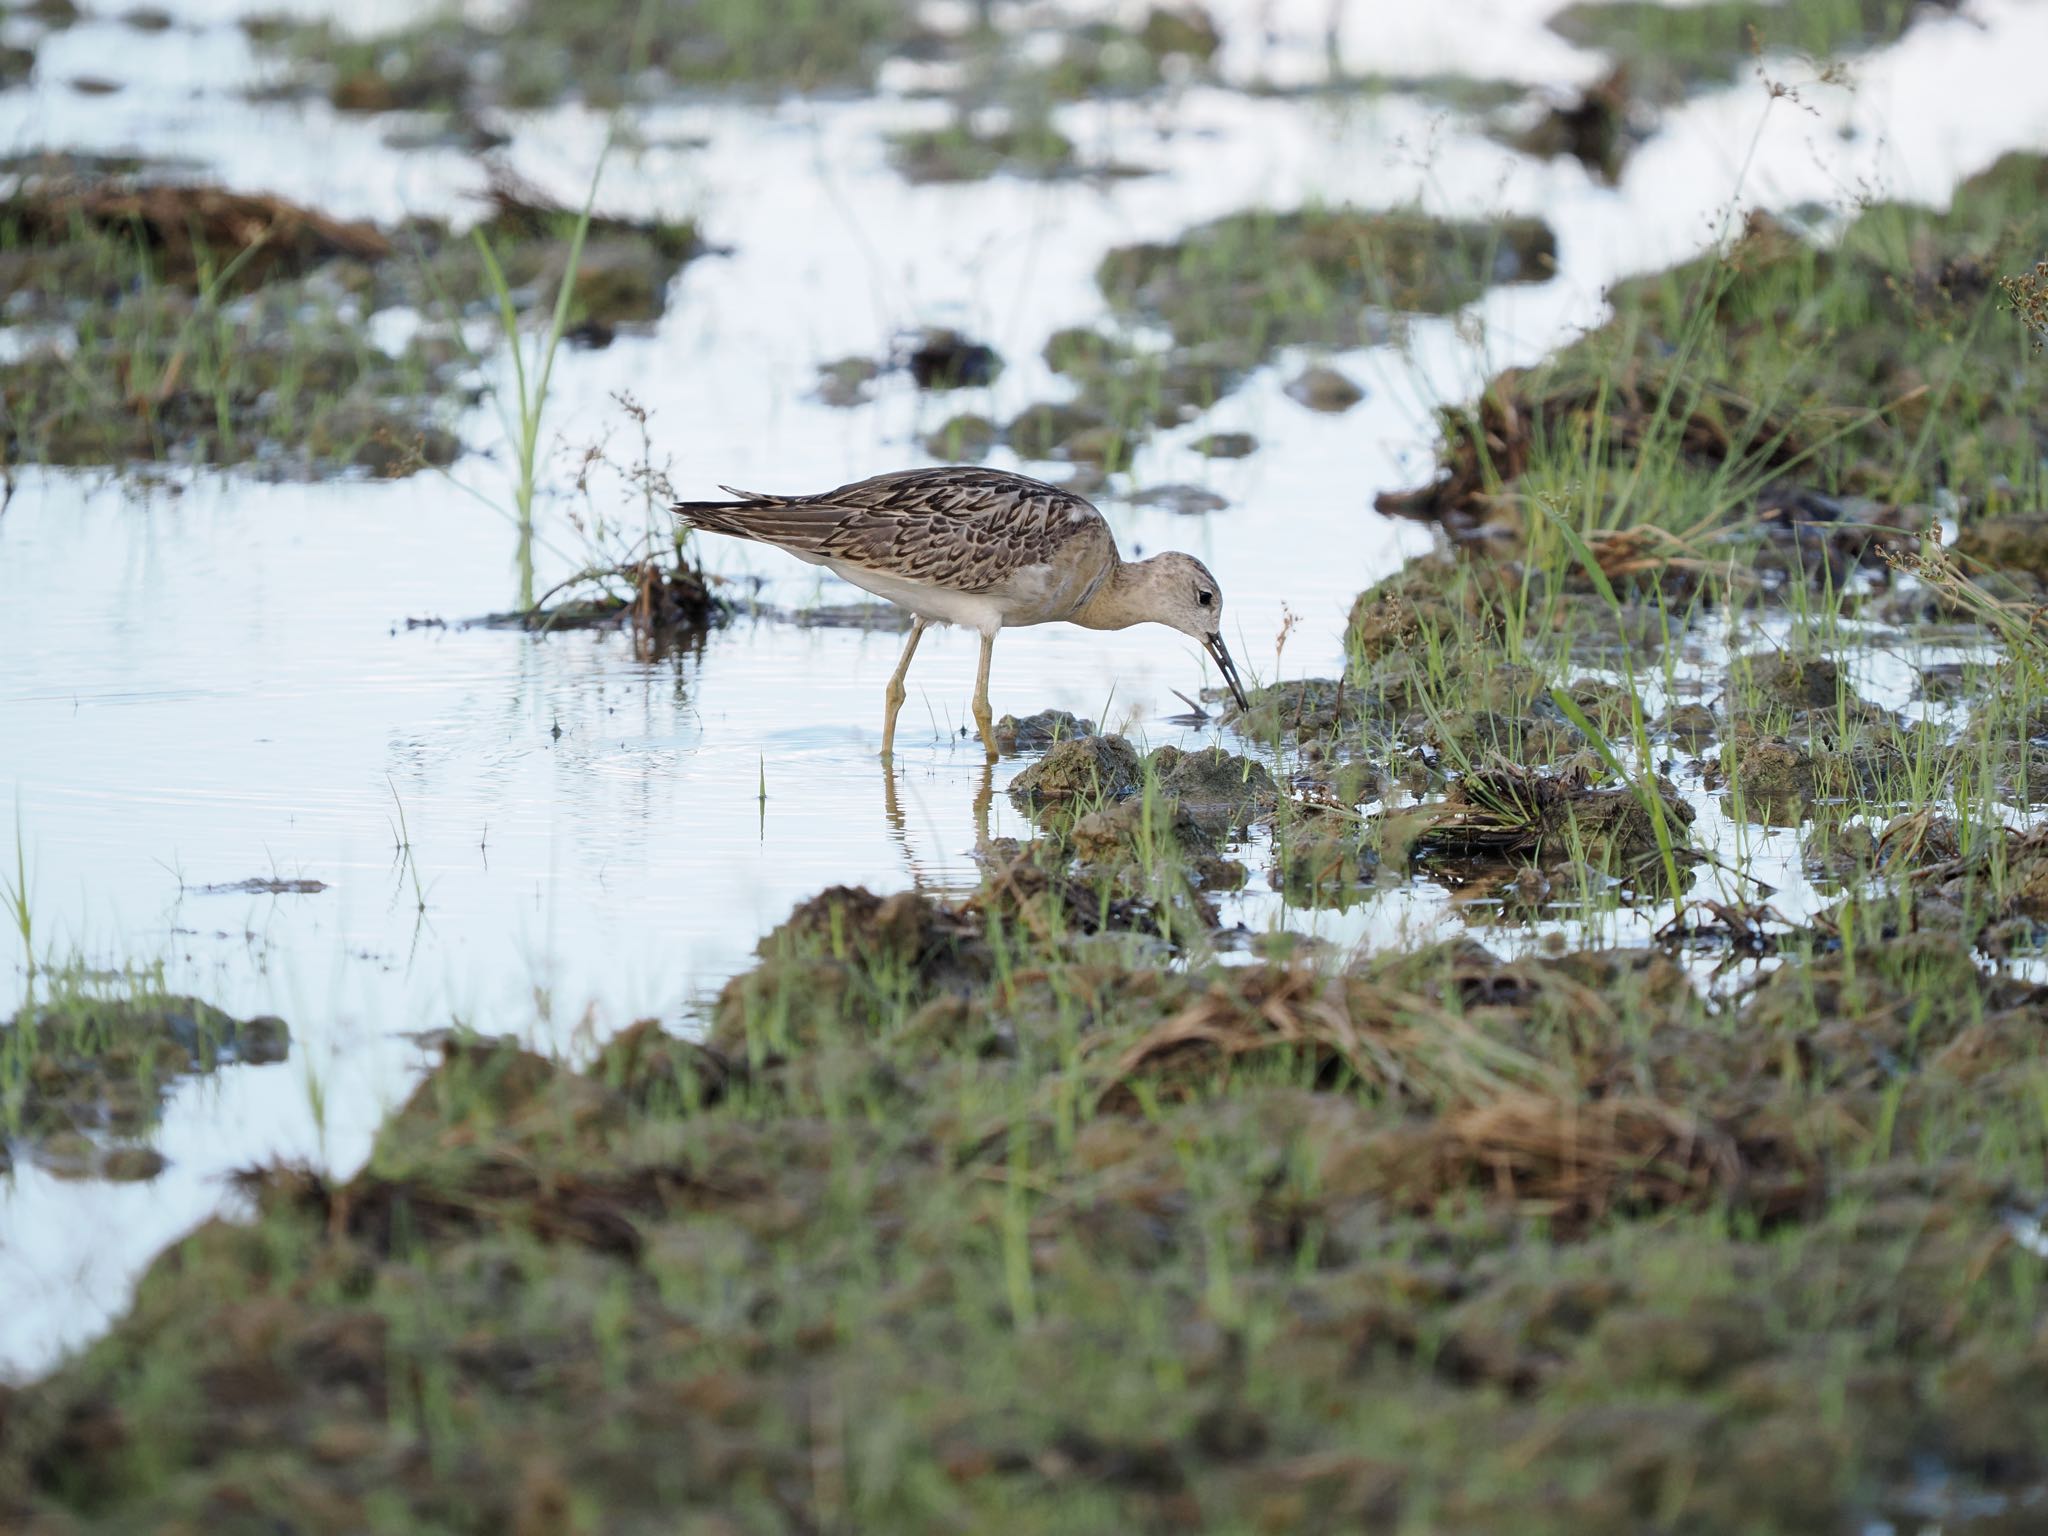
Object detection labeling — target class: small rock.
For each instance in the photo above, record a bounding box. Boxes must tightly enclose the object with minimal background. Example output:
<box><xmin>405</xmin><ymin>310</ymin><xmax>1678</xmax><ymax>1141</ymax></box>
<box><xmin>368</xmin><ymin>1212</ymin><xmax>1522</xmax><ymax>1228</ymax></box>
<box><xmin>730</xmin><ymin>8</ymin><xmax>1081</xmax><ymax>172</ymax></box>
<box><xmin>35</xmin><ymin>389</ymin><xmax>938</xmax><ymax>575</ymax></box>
<box><xmin>1286</xmin><ymin>365</ymin><xmax>1365</xmax><ymax>413</ymax></box>
<box><xmin>1007</xmin><ymin>400</ymin><xmax>1107</xmax><ymax>460</ymax></box>
<box><xmin>1141</xmin><ymin>4</ymin><xmax>1223</xmax><ymax>59</ymax></box>
<box><xmin>1130</xmin><ymin>483</ymin><xmax>1227</xmax><ymax>515</ymax></box>
<box><xmin>101</xmin><ymin>1145</ymin><xmax>169</xmax><ymax>1182</ymax></box>
<box><xmin>994</xmin><ymin>709</ymin><xmax>1097</xmax><ymax>755</ymax></box>
<box><xmin>905</xmin><ymin>327</ymin><xmax>1002</xmax><ymax>389</ymax></box>
<box><xmin>816</xmin><ymin>356</ymin><xmax>880</xmax><ymax>408</ymax></box>
<box><xmin>1060</xmin><ymin>424</ymin><xmax>1134</xmax><ymax>465</ymax></box>
<box><xmin>1191</xmin><ymin>430</ymin><xmax>1256</xmax><ymax>458</ymax></box>
<box><xmin>920</xmin><ymin>413</ymin><xmax>997</xmax><ymax>461</ymax></box>
<box><xmin>1044</xmin><ymin>326</ymin><xmax>1128</xmax><ymax>376</ymax></box>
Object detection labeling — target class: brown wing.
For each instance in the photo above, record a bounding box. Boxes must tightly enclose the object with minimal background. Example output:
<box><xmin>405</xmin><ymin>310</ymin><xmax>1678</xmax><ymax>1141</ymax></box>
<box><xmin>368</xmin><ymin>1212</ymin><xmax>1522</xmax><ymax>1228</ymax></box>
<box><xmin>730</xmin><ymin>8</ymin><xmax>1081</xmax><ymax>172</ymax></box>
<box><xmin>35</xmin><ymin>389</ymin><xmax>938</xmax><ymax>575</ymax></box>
<box><xmin>673</xmin><ymin>468</ymin><xmax>1104</xmax><ymax>592</ymax></box>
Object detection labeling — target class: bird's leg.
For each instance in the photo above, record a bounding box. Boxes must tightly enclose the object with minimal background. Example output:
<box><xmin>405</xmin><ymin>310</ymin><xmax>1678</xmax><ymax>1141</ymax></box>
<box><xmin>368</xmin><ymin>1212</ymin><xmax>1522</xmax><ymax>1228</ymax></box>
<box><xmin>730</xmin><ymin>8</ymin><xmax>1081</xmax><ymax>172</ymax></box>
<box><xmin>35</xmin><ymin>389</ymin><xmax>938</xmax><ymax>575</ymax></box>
<box><xmin>972</xmin><ymin>631</ymin><xmax>999</xmax><ymax>762</ymax></box>
<box><xmin>880</xmin><ymin>617</ymin><xmax>928</xmax><ymax>760</ymax></box>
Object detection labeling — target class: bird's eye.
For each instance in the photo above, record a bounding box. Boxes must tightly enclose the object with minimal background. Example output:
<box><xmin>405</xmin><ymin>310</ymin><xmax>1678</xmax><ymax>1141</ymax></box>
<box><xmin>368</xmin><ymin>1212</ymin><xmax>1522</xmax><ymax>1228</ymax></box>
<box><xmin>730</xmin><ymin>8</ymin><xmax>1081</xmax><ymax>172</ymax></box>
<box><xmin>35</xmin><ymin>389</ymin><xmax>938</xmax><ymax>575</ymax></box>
<box><xmin>1197</xmin><ymin>590</ymin><xmax>1213</xmax><ymax>607</ymax></box>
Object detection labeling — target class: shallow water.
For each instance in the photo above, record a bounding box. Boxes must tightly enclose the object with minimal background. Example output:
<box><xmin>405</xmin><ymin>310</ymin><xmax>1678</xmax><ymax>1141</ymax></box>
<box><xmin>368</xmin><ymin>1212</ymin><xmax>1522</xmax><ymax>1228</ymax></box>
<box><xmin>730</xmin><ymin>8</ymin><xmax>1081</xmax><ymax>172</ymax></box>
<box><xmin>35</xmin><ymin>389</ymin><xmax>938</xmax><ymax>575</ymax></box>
<box><xmin>3</xmin><ymin>0</ymin><xmax>2048</xmax><ymax>1376</ymax></box>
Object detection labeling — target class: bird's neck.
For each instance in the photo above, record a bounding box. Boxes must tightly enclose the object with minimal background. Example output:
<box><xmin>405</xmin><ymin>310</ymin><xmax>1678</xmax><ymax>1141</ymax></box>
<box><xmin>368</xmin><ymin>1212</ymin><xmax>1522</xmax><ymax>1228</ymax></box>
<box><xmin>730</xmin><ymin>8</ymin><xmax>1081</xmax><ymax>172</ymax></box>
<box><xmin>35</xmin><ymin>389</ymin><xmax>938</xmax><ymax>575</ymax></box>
<box><xmin>1073</xmin><ymin>553</ymin><xmax>1147</xmax><ymax>631</ymax></box>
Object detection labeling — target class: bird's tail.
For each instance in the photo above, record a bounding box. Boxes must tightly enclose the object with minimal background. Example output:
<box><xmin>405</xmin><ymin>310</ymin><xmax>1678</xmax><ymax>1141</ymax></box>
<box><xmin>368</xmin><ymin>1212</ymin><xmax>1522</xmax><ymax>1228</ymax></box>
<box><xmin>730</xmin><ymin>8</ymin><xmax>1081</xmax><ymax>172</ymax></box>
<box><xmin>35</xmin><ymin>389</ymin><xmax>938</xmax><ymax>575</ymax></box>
<box><xmin>671</xmin><ymin>485</ymin><xmax>778</xmax><ymax>542</ymax></box>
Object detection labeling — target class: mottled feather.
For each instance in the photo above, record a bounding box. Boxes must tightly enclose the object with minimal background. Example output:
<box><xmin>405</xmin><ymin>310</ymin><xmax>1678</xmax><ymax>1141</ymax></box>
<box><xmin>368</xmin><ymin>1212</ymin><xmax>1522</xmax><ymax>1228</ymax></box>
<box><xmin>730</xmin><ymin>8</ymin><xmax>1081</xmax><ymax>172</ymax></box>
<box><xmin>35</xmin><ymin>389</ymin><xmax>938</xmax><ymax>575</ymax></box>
<box><xmin>673</xmin><ymin>468</ymin><xmax>1105</xmax><ymax>593</ymax></box>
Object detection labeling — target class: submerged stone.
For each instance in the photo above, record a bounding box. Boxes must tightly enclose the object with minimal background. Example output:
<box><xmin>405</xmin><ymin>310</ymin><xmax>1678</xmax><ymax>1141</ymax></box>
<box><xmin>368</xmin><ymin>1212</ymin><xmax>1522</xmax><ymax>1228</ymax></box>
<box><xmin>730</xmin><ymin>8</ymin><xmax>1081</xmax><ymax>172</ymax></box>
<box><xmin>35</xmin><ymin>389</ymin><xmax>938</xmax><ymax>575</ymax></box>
<box><xmin>1286</xmin><ymin>365</ymin><xmax>1365</xmax><ymax>412</ymax></box>
<box><xmin>1129</xmin><ymin>482</ymin><xmax>1228</xmax><ymax>515</ymax></box>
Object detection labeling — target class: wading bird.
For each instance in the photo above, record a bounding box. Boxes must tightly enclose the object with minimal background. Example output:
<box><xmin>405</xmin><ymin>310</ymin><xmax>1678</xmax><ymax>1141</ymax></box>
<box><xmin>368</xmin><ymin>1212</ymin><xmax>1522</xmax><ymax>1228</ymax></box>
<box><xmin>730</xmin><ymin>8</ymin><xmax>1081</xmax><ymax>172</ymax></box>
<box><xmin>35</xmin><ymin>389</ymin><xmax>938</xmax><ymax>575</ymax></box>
<box><xmin>674</xmin><ymin>467</ymin><xmax>1248</xmax><ymax>760</ymax></box>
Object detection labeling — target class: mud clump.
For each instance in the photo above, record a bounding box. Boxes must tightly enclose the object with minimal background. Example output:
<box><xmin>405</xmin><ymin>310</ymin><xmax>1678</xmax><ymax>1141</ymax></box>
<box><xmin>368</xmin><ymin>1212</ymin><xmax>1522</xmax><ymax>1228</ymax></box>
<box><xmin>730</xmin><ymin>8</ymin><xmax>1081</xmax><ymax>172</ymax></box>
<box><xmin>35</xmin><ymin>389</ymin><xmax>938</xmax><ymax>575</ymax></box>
<box><xmin>1285</xmin><ymin>364</ymin><xmax>1364</xmax><ymax>413</ymax></box>
<box><xmin>1145</xmin><ymin>744</ymin><xmax>1277</xmax><ymax>834</ymax></box>
<box><xmin>1724</xmin><ymin>733</ymin><xmax>1818</xmax><ymax>824</ymax></box>
<box><xmin>816</xmin><ymin>355</ymin><xmax>880</xmax><ymax>408</ymax></box>
<box><xmin>1659</xmin><ymin>702</ymin><xmax>1719</xmax><ymax>746</ymax></box>
<box><xmin>1009</xmin><ymin>734</ymin><xmax>1142</xmax><ymax>809</ymax></box>
<box><xmin>1231</xmin><ymin>677</ymin><xmax>1368</xmax><ymax>741</ymax></box>
<box><xmin>1743</xmin><ymin>651</ymin><xmax>1846</xmax><ymax>713</ymax></box>
<box><xmin>1345</xmin><ymin>556</ymin><xmax>1506</xmax><ymax>663</ymax></box>
<box><xmin>1128</xmin><ymin>482</ymin><xmax>1228</xmax><ymax>515</ymax></box>
<box><xmin>461</xmin><ymin>176</ymin><xmax>706</xmax><ymax>343</ymax></box>
<box><xmin>1271</xmin><ymin>815</ymin><xmax>1379</xmax><ymax>909</ymax></box>
<box><xmin>1005</xmin><ymin>399</ymin><xmax>1113</xmax><ymax>463</ymax></box>
<box><xmin>1070</xmin><ymin>797</ymin><xmax>1214</xmax><ymax>863</ymax></box>
<box><xmin>904</xmin><ymin>327</ymin><xmax>1002</xmax><ymax>389</ymax></box>
<box><xmin>1389</xmin><ymin>759</ymin><xmax>1694</xmax><ymax>875</ymax></box>
<box><xmin>1191</xmin><ymin>430</ymin><xmax>1256</xmax><ymax>458</ymax></box>
<box><xmin>993</xmin><ymin>709</ymin><xmax>1096</xmax><ymax>755</ymax></box>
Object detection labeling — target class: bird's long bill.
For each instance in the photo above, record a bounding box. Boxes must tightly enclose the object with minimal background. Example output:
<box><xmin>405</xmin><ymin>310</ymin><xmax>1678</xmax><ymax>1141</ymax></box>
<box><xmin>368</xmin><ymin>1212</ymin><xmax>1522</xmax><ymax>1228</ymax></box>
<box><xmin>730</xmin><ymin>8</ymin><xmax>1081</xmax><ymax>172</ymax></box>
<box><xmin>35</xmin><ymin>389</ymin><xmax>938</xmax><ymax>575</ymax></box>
<box><xmin>1205</xmin><ymin>632</ymin><xmax>1250</xmax><ymax>713</ymax></box>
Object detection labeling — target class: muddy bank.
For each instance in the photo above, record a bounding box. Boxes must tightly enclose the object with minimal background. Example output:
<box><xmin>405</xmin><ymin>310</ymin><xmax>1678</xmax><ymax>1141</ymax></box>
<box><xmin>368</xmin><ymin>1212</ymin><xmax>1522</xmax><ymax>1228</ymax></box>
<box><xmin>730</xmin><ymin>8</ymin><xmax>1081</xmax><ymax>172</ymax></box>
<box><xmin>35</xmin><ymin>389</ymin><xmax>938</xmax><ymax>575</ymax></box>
<box><xmin>1381</xmin><ymin>154</ymin><xmax>2048</xmax><ymax>564</ymax></box>
<box><xmin>5</xmin><ymin>858</ymin><xmax>2045</xmax><ymax>1531</ymax></box>
<box><xmin>0</xmin><ymin>167</ymin><xmax>705</xmax><ymax>475</ymax></box>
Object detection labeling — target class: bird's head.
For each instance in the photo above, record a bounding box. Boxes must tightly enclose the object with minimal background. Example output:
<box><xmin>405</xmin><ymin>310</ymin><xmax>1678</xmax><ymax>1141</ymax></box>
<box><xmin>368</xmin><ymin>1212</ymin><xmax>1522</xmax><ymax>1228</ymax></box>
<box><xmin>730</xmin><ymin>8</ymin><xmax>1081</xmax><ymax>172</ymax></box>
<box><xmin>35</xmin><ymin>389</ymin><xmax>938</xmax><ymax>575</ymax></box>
<box><xmin>1128</xmin><ymin>551</ymin><xmax>1248</xmax><ymax>712</ymax></box>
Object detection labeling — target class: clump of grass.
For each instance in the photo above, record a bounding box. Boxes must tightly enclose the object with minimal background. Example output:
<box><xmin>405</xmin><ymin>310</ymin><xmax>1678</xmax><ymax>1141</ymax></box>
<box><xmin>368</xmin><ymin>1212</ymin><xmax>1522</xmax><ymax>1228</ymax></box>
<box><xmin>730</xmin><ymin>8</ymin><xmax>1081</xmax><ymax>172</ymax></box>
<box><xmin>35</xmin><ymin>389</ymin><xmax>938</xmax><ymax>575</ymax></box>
<box><xmin>247</xmin><ymin>0</ymin><xmax>930</xmax><ymax>114</ymax></box>
<box><xmin>1550</xmin><ymin>0</ymin><xmax>1935</xmax><ymax>102</ymax></box>
<box><xmin>0</xmin><ymin>202</ymin><xmax>455</xmax><ymax>475</ymax></box>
